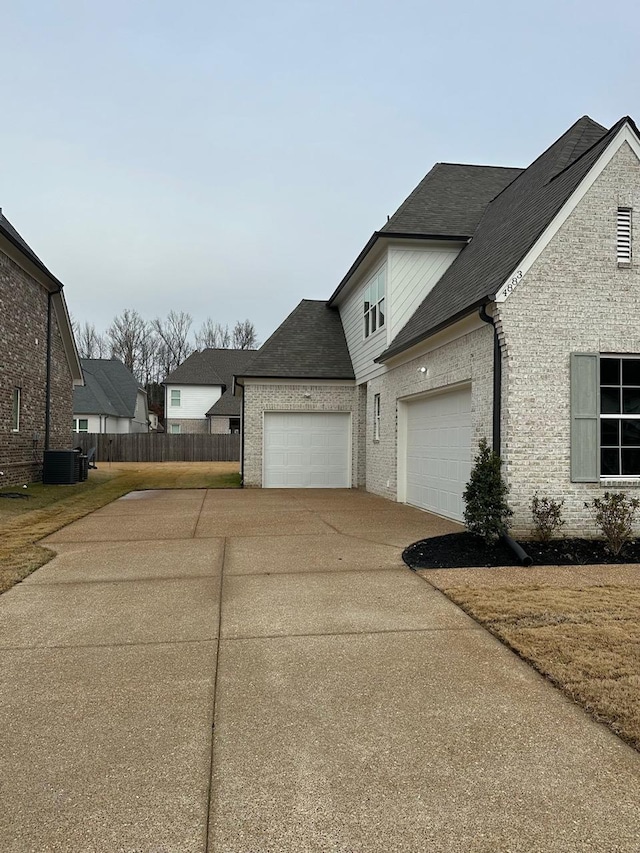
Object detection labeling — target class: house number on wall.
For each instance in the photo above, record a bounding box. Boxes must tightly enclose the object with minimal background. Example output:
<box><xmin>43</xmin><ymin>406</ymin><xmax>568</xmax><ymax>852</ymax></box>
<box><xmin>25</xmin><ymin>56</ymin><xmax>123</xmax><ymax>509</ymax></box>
<box><xmin>503</xmin><ymin>270</ymin><xmax>523</xmax><ymax>296</ymax></box>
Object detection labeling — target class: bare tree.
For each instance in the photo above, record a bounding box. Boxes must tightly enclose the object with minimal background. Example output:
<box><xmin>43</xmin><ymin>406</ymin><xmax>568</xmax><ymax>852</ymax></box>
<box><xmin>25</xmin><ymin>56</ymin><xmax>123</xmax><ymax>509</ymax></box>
<box><xmin>107</xmin><ymin>309</ymin><xmax>150</xmax><ymax>381</ymax></box>
<box><xmin>75</xmin><ymin>321</ymin><xmax>108</xmax><ymax>359</ymax></box>
<box><xmin>232</xmin><ymin>319</ymin><xmax>258</xmax><ymax>350</ymax></box>
<box><xmin>152</xmin><ymin>310</ymin><xmax>194</xmax><ymax>377</ymax></box>
<box><xmin>195</xmin><ymin>318</ymin><xmax>231</xmax><ymax>350</ymax></box>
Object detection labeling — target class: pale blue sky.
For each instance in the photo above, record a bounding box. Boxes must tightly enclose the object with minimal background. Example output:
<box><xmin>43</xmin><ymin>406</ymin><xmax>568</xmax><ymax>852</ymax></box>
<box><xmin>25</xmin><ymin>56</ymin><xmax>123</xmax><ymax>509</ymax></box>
<box><xmin>1</xmin><ymin>0</ymin><xmax>639</xmax><ymax>344</ymax></box>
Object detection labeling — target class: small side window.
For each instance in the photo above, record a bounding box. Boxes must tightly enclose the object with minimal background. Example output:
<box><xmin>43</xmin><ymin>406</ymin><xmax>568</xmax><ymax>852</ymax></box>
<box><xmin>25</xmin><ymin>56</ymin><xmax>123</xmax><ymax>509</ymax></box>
<box><xmin>12</xmin><ymin>388</ymin><xmax>20</xmax><ymax>432</ymax></box>
<box><xmin>373</xmin><ymin>393</ymin><xmax>381</xmax><ymax>442</ymax></box>
<box><xmin>617</xmin><ymin>208</ymin><xmax>632</xmax><ymax>264</ymax></box>
<box><xmin>170</xmin><ymin>389</ymin><xmax>181</xmax><ymax>407</ymax></box>
<box><xmin>170</xmin><ymin>423</ymin><xmax>181</xmax><ymax>434</ymax></box>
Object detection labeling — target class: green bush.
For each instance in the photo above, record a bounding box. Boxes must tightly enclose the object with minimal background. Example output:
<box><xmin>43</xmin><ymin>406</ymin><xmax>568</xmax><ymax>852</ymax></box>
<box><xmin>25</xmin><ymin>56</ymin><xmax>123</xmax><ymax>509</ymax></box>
<box><xmin>585</xmin><ymin>491</ymin><xmax>640</xmax><ymax>556</ymax></box>
<box><xmin>531</xmin><ymin>494</ymin><xmax>566</xmax><ymax>543</ymax></box>
<box><xmin>463</xmin><ymin>437</ymin><xmax>512</xmax><ymax>545</ymax></box>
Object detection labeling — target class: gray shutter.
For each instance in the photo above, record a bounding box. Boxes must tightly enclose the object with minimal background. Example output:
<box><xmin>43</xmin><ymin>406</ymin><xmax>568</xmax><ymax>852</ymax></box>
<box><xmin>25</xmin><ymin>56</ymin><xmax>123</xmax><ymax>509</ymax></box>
<box><xmin>570</xmin><ymin>353</ymin><xmax>599</xmax><ymax>482</ymax></box>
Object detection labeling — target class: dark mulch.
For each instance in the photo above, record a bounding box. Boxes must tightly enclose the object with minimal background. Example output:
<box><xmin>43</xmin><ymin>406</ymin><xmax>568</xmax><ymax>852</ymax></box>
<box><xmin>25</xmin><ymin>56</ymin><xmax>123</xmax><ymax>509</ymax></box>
<box><xmin>403</xmin><ymin>532</ymin><xmax>640</xmax><ymax>569</ymax></box>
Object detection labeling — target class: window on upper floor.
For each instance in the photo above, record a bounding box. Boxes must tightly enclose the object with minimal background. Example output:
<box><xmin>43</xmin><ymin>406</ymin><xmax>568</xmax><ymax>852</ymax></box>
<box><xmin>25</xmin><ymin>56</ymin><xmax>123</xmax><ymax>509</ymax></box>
<box><xmin>617</xmin><ymin>208</ymin><xmax>632</xmax><ymax>265</ymax></box>
<box><xmin>73</xmin><ymin>418</ymin><xmax>89</xmax><ymax>433</ymax></box>
<box><xmin>363</xmin><ymin>267</ymin><xmax>386</xmax><ymax>339</ymax></box>
<box><xmin>12</xmin><ymin>388</ymin><xmax>20</xmax><ymax>432</ymax></box>
<box><xmin>170</xmin><ymin>389</ymin><xmax>181</xmax><ymax>407</ymax></box>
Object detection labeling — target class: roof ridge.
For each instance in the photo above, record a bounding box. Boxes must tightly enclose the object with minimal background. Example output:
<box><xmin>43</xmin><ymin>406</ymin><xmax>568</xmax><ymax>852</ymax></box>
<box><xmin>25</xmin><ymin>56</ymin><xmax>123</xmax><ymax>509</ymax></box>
<box><xmin>547</xmin><ymin>116</ymin><xmax>628</xmax><ymax>184</ymax></box>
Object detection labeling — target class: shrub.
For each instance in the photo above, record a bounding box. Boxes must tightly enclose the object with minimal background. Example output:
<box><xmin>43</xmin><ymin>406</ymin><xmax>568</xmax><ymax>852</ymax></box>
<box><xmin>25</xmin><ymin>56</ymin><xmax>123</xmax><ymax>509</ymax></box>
<box><xmin>531</xmin><ymin>494</ymin><xmax>566</xmax><ymax>543</ymax></box>
<box><xmin>463</xmin><ymin>437</ymin><xmax>512</xmax><ymax>545</ymax></box>
<box><xmin>585</xmin><ymin>491</ymin><xmax>640</xmax><ymax>556</ymax></box>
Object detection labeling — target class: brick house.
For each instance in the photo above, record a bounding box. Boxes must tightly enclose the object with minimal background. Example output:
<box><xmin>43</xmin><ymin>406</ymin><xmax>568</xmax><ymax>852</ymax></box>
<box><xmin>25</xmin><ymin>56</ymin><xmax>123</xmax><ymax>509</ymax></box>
<box><xmin>0</xmin><ymin>212</ymin><xmax>82</xmax><ymax>486</ymax></box>
<box><xmin>164</xmin><ymin>348</ymin><xmax>255</xmax><ymax>435</ymax></box>
<box><xmin>235</xmin><ymin>115</ymin><xmax>640</xmax><ymax>536</ymax></box>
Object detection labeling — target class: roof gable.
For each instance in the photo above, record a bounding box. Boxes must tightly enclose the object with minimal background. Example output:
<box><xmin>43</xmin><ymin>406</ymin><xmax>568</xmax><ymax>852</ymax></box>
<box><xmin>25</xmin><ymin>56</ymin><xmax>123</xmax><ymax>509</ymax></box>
<box><xmin>380</xmin><ymin>116</ymin><xmax>618</xmax><ymax>359</ymax></box>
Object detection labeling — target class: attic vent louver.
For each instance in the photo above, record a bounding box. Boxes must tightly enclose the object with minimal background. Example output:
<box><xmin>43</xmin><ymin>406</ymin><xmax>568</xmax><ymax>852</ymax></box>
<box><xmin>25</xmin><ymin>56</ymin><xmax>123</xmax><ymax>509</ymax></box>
<box><xmin>617</xmin><ymin>208</ymin><xmax>632</xmax><ymax>264</ymax></box>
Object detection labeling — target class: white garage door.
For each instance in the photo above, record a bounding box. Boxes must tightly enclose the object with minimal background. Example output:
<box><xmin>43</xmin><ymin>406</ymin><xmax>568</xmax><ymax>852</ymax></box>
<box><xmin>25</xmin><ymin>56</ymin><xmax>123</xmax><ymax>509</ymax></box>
<box><xmin>405</xmin><ymin>387</ymin><xmax>472</xmax><ymax>521</ymax></box>
<box><xmin>263</xmin><ymin>412</ymin><xmax>351</xmax><ymax>488</ymax></box>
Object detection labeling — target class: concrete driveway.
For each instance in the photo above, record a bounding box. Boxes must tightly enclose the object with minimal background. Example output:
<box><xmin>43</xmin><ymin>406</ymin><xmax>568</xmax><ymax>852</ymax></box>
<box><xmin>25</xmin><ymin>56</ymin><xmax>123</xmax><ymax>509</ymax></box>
<box><xmin>1</xmin><ymin>489</ymin><xmax>639</xmax><ymax>852</ymax></box>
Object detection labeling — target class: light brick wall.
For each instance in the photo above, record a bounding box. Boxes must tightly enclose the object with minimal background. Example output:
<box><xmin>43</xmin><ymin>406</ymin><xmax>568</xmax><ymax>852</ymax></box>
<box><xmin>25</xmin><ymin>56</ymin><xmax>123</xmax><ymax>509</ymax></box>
<box><xmin>243</xmin><ymin>383</ymin><xmax>359</xmax><ymax>487</ymax></box>
<box><xmin>165</xmin><ymin>418</ymin><xmax>209</xmax><ymax>434</ymax></box>
<box><xmin>0</xmin><ymin>252</ymin><xmax>73</xmax><ymax>486</ymax></box>
<box><xmin>365</xmin><ymin>325</ymin><xmax>494</xmax><ymax>500</ymax></box>
<box><xmin>498</xmin><ymin>141</ymin><xmax>640</xmax><ymax>537</ymax></box>
<box><xmin>209</xmin><ymin>417</ymin><xmax>230</xmax><ymax>434</ymax></box>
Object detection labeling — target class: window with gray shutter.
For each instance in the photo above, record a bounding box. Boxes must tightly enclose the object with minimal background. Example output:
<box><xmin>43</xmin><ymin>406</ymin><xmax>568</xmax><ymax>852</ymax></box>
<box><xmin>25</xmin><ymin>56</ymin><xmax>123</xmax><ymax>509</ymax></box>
<box><xmin>570</xmin><ymin>353</ymin><xmax>599</xmax><ymax>482</ymax></box>
<box><xmin>617</xmin><ymin>208</ymin><xmax>632</xmax><ymax>264</ymax></box>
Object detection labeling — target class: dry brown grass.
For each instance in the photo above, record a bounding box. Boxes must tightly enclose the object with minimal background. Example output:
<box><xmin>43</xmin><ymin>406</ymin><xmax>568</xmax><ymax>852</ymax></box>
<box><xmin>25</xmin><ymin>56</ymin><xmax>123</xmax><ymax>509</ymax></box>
<box><xmin>0</xmin><ymin>462</ymin><xmax>240</xmax><ymax>594</ymax></box>
<box><xmin>422</xmin><ymin>568</ymin><xmax>640</xmax><ymax>751</ymax></box>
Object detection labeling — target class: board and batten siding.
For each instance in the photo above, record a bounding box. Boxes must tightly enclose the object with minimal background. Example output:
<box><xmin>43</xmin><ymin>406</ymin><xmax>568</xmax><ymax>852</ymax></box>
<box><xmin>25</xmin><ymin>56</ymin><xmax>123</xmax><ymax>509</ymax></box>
<box><xmin>337</xmin><ymin>243</ymin><xmax>463</xmax><ymax>385</ymax></box>
<box><xmin>388</xmin><ymin>245</ymin><xmax>462</xmax><ymax>341</ymax></box>
<box><xmin>165</xmin><ymin>384</ymin><xmax>222</xmax><ymax>419</ymax></box>
<box><xmin>338</xmin><ymin>257</ymin><xmax>390</xmax><ymax>384</ymax></box>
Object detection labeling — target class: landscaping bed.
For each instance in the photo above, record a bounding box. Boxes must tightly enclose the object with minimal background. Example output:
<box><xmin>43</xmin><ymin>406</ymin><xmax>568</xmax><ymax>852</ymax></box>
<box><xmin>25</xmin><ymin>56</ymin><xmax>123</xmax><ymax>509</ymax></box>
<box><xmin>403</xmin><ymin>531</ymin><xmax>640</xmax><ymax>569</ymax></box>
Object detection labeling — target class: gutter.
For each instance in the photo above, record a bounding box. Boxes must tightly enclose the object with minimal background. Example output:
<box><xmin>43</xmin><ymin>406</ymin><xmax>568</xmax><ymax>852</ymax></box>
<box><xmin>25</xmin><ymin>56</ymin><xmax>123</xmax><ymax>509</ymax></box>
<box><xmin>478</xmin><ymin>304</ymin><xmax>501</xmax><ymax>455</ymax></box>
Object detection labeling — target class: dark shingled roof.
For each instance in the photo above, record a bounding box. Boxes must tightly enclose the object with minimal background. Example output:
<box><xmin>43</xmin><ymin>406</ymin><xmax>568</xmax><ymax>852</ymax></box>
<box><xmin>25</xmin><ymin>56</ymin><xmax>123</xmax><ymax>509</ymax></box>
<box><xmin>166</xmin><ymin>347</ymin><xmax>256</xmax><ymax>388</ymax></box>
<box><xmin>237</xmin><ymin>300</ymin><xmax>355</xmax><ymax>380</ymax></box>
<box><xmin>380</xmin><ymin>115</ymin><xmax>614</xmax><ymax>360</ymax></box>
<box><xmin>380</xmin><ymin>163</ymin><xmax>523</xmax><ymax>238</ymax></box>
<box><xmin>74</xmin><ymin>359</ymin><xmax>142</xmax><ymax>417</ymax></box>
<box><xmin>0</xmin><ymin>211</ymin><xmax>65</xmax><ymax>289</ymax></box>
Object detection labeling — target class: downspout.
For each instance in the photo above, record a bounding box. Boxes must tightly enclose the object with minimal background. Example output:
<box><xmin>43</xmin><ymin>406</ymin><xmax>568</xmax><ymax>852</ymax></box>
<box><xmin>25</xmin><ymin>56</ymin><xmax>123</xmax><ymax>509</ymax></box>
<box><xmin>240</xmin><ymin>386</ymin><xmax>245</xmax><ymax>488</ymax></box>
<box><xmin>478</xmin><ymin>304</ymin><xmax>532</xmax><ymax>567</ymax></box>
<box><xmin>44</xmin><ymin>291</ymin><xmax>55</xmax><ymax>450</ymax></box>
<box><xmin>478</xmin><ymin>304</ymin><xmax>501</xmax><ymax>455</ymax></box>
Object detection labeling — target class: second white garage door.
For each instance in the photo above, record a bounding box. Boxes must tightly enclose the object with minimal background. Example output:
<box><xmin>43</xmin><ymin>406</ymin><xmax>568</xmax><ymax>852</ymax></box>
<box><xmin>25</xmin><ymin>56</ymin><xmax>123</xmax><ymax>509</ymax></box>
<box><xmin>405</xmin><ymin>386</ymin><xmax>472</xmax><ymax>521</ymax></box>
<box><xmin>263</xmin><ymin>412</ymin><xmax>351</xmax><ymax>488</ymax></box>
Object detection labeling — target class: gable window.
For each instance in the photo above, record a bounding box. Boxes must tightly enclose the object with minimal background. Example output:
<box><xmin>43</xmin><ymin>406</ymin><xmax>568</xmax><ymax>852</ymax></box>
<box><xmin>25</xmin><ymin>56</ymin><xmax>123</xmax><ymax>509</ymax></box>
<box><xmin>373</xmin><ymin>393</ymin><xmax>381</xmax><ymax>442</ymax></box>
<box><xmin>600</xmin><ymin>357</ymin><xmax>640</xmax><ymax>476</ymax></box>
<box><xmin>73</xmin><ymin>418</ymin><xmax>89</xmax><ymax>433</ymax></box>
<box><xmin>170</xmin><ymin>389</ymin><xmax>181</xmax><ymax>407</ymax></box>
<box><xmin>363</xmin><ymin>267</ymin><xmax>386</xmax><ymax>339</ymax></box>
<box><xmin>617</xmin><ymin>208</ymin><xmax>632</xmax><ymax>264</ymax></box>
<box><xmin>170</xmin><ymin>423</ymin><xmax>181</xmax><ymax>434</ymax></box>
<box><xmin>12</xmin><ymin>388</ymin><xmax>20</xmax><ymax>432</ymax></box>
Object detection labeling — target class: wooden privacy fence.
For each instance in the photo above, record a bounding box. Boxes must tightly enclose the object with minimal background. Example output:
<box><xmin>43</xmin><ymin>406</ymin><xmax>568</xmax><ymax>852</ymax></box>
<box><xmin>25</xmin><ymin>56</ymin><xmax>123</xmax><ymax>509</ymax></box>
<box><xmin>75</xmin><ymin>433</ymin><xmax>240</xmax><ymax>463</ymax></box>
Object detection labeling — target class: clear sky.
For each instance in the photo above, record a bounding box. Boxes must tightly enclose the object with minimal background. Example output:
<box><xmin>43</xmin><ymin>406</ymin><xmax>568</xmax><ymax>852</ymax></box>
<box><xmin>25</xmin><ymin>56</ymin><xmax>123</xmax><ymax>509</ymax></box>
<box><xmin>1</xmin><ymin>0</ymin><xmax>639</xmax><ymax>345</ymax></box>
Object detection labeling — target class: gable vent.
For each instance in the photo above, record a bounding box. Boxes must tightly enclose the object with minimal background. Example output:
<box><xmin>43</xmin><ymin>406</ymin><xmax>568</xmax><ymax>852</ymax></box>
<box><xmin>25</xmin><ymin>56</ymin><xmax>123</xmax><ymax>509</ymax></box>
<box><xmin>617</xmin><ymin>208</ymin><xmax>632</xmax><ymax>264</ymax></box>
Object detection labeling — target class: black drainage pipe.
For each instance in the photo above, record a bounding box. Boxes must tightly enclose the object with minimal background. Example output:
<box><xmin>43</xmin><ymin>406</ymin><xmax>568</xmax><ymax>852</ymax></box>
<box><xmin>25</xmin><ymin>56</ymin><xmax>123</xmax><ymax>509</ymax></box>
<box><xmin>502</xmin><ymin>534</ymin><xmax>533</xmax><ymax>567</ymax></box>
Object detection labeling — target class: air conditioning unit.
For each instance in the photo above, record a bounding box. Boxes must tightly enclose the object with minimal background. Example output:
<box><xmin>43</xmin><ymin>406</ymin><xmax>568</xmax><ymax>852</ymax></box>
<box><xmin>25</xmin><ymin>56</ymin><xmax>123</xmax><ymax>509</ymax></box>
<box><xmin>42</xmin><ymin>449</ymin><xmax>80</xmax><ymax>485</ymax></box>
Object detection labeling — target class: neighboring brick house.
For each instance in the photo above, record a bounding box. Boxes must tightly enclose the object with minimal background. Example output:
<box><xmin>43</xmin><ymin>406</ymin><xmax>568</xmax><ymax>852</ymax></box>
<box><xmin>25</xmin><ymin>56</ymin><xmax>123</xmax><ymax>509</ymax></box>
<box><xmin>235</xmin><ymin>115</ymin><xmax>640</xmax><ymax>536</ymax></box>
<box><xmin>164</xmin><ymin>348</ymin><xmax>255</xmax><ymax>434</ymax></box>
<box><xmin>0</xmin><ymin>211</ymin><xmax>82</xmax><ymax>486</ymax></box>
<box><xmin>73</xmin><ymin>359</ymin><xmax>149</xmax><ymax>434</ymax></box>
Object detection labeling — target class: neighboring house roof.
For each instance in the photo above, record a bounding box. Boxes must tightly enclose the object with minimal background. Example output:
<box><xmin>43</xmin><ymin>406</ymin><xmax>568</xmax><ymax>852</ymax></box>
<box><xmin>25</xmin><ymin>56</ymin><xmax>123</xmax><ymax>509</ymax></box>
<box><xmin>379</xmin><ymin>115</ymin><xmax>614</xmax><ymax>360</ymax></box>
<box><xmin>207</xmin><ymin>392</ymin><xmax>241</xmax><ymax>417</ymax></box>
<box><xmin>74</xmin><ymin>358</ymin><xmax>145</xmax><ymax>418</ymax></box>
<box><xmin>236</xmin><ymin>300</ymin><xmax>355</xmax><ymax>380</ymax></box>
<box><xmin>164</xmin><ymin>348</ymin><xmax>257</xmax><ymax>387</ymax></box>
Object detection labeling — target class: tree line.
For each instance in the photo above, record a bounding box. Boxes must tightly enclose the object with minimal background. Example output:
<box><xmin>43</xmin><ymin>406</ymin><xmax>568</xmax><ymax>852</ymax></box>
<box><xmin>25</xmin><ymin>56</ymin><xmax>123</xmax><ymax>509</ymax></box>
<box><xmin>73</xmin><ymin>310</ymin><xmax>258</xmax><ymax>386</ymax></box>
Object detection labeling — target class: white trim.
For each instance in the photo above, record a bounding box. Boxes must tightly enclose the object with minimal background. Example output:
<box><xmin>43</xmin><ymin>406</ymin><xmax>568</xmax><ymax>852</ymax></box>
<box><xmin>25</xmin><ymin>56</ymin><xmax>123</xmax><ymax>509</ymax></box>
<box><xmin>382</xmin><ymin>313</ymin><xmax>486</xmax><ymax>368</ymax></box>
<box><xmin>496</xmin><ymin>123</ymin><xmax>640</xmax><ymax>303</ymax></box>
<box><xmin>243</xmin><ymin>378</ymin><xmax>355</xmax><ymax>387</ymax></box>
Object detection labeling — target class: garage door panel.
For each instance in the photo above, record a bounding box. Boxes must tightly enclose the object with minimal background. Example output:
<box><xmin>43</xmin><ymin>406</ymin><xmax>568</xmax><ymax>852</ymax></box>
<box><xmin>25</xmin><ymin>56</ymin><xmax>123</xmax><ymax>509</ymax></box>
<box><xmin>264</xmin><ymin>413</ymin><xmax>350</xmax><ymax>489</ymax></box>
<box><xmin>405</xmin><ymin>387</ymin><xmax>471</xmax><ymax>522</ymax></box>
